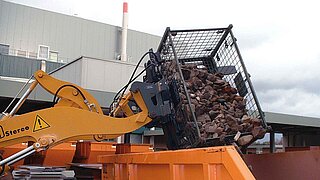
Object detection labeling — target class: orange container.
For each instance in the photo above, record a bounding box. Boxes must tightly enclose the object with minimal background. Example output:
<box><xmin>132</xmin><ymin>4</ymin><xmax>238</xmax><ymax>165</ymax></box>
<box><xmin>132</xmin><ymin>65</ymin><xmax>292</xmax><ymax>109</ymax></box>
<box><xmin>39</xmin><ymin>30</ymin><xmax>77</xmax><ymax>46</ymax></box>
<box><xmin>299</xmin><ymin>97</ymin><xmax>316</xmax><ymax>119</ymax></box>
<box><xmin>98</xmin><ymin>146</ymin><xmax>255</xmax><ymax>180</ymax></box>
<box><xmin>87</xmin><ymin>142</ymin><xmax>117</xmax><ymax>163</ymax></box>
<box><xmin>0</xmin><ymin>142</ymin><xmax>117</xmax><ymax>167</ymax></box>
<box><xmin>115</xmin><ymin>143</ymin><xmax>152</xmax><ymax>154</ymax></box>
<box><xmin>44</xmin><ymin>142</ymin><xmax>76</xmax><ymax>166</ymax></box>
<box><xmin>0</xmin><ymin>143</ymin><xmax>28</xmax><ymax>166</ymax></box>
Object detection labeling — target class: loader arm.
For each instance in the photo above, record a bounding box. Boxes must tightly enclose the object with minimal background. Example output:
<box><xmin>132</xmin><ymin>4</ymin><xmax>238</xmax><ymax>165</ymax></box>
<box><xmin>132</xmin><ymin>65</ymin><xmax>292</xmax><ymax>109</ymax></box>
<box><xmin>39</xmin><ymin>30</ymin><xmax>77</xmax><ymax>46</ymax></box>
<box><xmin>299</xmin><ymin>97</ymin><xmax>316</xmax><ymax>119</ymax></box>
<box><xmin>0</xmin><ymin>70</ymin><xmax>172</xmax><ymax>174</ymax></box>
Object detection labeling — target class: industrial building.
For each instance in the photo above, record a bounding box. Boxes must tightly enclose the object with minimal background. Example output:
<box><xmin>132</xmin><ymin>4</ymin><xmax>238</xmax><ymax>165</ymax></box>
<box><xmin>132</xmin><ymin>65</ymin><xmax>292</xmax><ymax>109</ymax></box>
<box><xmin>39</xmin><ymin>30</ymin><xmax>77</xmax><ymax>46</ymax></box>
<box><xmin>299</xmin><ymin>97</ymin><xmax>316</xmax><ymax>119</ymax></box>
<box><xmin>0</xmin><ymin>0</ymin><xmax>160</xmax><ymax>63</ymax></box>
<box><xmin>0</xmin><ymin>1</ymin><xmax>159</xmax><ymax>106</ymax></box>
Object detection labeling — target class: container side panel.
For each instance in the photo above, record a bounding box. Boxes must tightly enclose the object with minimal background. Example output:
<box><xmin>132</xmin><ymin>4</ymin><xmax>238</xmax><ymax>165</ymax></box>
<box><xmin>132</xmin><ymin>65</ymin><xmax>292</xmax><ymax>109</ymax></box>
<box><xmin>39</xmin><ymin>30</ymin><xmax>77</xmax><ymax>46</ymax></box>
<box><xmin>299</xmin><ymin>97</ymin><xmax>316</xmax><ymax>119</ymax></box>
<box><xmin>135</xmin><ymin>164</ymin><xmax>170</xmax><ymax>180</ymax></box>
<box><xmin>99</xmin><ymin>147</ymin><xmax>254</xmax><ymax>180</ymax></box>
<box><xmin>222</xmin><ymin>148</ymin><xmax>255</xmax><ymax>180</ymax></box>
<box><xmin>173</xmin><ymin>164</ymin><xmax>204</xmax><ymax>180</ymax></box>
<box><xmin>117</xmin><ymin>164</ymin><xmax>128</xmax><ymax>180</ymax></box>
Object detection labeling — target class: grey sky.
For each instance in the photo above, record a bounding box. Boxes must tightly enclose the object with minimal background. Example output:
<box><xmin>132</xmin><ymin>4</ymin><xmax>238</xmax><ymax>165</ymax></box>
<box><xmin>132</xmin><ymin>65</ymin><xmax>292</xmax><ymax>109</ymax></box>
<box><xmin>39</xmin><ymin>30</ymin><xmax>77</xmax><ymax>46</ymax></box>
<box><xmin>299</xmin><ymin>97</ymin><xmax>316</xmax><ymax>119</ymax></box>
<box><xmin>6</xmin><ymin>0</ymin><xmax>320</xmax><ymax>118</ymax></box>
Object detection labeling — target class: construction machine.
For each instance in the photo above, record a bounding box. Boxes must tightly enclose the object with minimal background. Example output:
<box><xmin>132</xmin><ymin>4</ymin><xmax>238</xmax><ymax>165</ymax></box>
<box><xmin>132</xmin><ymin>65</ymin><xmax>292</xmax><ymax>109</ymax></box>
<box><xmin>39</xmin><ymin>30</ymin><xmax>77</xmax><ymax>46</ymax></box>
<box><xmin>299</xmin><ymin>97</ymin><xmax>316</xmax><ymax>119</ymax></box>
<box><xmin>0</xmin><ymin>25</ymin><xmax>266</xmax><ymax>179</ymax></box>
<box><xmin>0</xmin><ymin>54</ymin><xmax>170</xmax><ymax>174</ymax></box>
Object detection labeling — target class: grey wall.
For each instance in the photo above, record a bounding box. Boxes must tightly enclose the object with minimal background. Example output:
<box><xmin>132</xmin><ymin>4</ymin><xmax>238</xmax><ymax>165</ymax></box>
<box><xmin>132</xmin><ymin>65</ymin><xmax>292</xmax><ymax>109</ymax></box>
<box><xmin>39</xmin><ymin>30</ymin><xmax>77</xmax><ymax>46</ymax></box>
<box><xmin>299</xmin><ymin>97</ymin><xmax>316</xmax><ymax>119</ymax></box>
<box><xmin>46</xmin><ymin>61</ymin><xmax>64</xmax><ymax>73</ymax></box>
<box><xmin>0</xmin><ymin>54</ymin><xmax>63</xmax><ymax>78</ymax></box>
<box><xmin>283</xmin><ymin>133</ymin><xmax>320</xmax><ymax>147</ymax></box>
<box><xmin>0</xmin><ymin>1</ymin><xmax>161</xmax><ymax>63</ymax></box>
<box><xmin>0</xmin><ymin>54</ymin><xmax>40</xmax><ymax>78</ymax></box>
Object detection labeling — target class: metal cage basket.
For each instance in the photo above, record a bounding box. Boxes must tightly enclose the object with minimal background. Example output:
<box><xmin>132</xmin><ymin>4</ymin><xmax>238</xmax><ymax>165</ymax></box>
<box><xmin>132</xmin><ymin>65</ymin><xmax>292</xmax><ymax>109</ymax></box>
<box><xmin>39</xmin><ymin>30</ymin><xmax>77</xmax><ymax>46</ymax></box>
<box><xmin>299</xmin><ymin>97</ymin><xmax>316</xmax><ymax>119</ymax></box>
<box><xmin>157</xmin><ymin>25</ymin><xmax>268</xmax><ymax>149</ymax></box>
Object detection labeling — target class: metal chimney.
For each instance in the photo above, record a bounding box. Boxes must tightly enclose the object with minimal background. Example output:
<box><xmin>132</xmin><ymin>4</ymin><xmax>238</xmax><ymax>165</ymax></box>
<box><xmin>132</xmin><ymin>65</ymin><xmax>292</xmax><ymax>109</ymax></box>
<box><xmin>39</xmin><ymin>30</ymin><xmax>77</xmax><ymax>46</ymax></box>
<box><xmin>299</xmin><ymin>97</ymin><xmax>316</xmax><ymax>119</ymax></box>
<box><xmin>121</xmin><ymin>2</ymin><xmax>128</xmax><ymax>61</ymax></box>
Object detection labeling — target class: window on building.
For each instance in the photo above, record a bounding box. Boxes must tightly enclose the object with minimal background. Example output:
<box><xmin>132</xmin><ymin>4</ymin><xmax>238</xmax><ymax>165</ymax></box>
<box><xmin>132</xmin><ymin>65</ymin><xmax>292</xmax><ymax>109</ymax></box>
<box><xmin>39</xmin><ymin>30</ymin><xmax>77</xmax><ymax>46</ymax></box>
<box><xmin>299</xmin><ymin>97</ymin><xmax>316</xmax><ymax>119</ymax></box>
<box><xmin>38</xmin><ymin>45</ymin><xmax>49</xmax><ymax>60</ymax></box>
<box><xmin>49</xmin><ymin>51</ymin><xmax>58</xmax><ymax>62</ymax></box>
<box><xmin>0</xmin><ymin>44</ymin><xmax>9</xmax><ymax>55</ymax></box>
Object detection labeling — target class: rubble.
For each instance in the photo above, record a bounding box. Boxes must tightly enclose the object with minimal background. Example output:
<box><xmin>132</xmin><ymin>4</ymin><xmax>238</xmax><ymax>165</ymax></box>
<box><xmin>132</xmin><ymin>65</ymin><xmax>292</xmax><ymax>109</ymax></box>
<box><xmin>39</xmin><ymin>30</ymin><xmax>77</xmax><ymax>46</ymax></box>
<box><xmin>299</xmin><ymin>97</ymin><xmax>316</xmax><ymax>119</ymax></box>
<box><xmin>163</xmin><ymin>62</ymin><xmax>266</xmax><ymax>147</ymax></box>
<box><xmin>237</xmin><ymin>135</ymin><xmax>254</xmax><ymax>146</ymax></box>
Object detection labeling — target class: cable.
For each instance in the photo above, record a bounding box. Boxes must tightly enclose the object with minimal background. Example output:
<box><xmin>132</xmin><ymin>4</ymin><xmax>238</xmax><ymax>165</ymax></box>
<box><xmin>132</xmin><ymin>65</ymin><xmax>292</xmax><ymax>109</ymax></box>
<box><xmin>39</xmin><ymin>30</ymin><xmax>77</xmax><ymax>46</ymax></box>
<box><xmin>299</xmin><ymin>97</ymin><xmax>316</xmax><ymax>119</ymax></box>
<box><xmin>110</xmin><ymin>51</ymin><xmax>157</xmax><ymax>109</ymax></box>
<box><xmin>53</xmin><ymin>84</ymin><xmax>87</xmax><ymax>104</ymax></box>
<box><xmin>109</xmin><ymin>63</ymin><xmax>154</xmax><ymax>111</ymax></box>
<box><xmin>115</xmin><ymin>59</ymin><xmax>157</xmax><ymax>104</ymax></box>
<box><xmin>121</xmin><ymin>51</ymin><xmax>157</xmax><ymax>97</ymax></box>
<box><xmin>111</xmin><ymin>63</ymin><xmax>153</xmax><ymax>107</ymax></box>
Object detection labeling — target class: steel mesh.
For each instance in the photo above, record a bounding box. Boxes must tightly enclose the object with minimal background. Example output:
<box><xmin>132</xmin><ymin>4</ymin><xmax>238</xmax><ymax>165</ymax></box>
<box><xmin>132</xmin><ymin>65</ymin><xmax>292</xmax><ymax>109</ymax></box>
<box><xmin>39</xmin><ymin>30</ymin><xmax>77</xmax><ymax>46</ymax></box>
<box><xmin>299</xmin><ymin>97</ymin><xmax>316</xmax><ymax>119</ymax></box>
<box><xmin>158</xmin><ymin>26</ymin><xmax>266</xmax><ymax>147</ymax></box>
<box><xmin>159</xmin><ymin>26</ymin><xmax>264</xmax><ymax>121</ymax></box>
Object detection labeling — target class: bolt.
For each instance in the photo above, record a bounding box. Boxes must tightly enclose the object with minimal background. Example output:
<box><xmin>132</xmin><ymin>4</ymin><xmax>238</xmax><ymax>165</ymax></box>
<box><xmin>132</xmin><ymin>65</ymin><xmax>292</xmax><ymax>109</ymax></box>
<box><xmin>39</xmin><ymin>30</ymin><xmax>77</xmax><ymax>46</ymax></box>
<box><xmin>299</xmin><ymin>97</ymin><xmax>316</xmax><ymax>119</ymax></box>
<box><xmin>38</xmin><ymin>73</ymin><xmax>43</xmax><ymax>78</ymax></box>
<box><xmin>34</xmin><ymin>142</ymin><xmax>41</xmax><ymax>148</ymax></box>
<box><xmin>39</xmin><ymin>139</ymin><xmax>48</xmax><ymax>146</ymax></box>
<box><xmin>72</xmin><ymin>90</ymin><xmax>79</xmax><ymax>96</ymax></box>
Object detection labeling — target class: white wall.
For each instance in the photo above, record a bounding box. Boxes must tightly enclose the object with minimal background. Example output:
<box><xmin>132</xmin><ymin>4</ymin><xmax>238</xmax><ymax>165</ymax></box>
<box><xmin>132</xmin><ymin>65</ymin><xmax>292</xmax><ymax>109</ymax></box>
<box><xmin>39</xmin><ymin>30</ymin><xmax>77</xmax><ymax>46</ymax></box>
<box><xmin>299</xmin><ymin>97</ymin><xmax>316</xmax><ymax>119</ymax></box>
<box><xmin>81</xmin><ymin>57</ymin><xmax>144</xmax><ymax>93</ymax></box>
<box><xmin>51</xmin><ymin>56</ymin><xmax>144</xmax><ymax>93</ymax></box>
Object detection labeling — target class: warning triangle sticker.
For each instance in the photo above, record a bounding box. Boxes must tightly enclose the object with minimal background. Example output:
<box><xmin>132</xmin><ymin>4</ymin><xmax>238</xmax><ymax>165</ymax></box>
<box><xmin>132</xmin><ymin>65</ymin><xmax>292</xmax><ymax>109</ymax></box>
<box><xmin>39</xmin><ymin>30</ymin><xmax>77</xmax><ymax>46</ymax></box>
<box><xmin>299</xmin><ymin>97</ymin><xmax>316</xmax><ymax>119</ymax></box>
<box><xmin>0</xmin><ymin>126</ymin><xmax>4</xmax><ymax>139</ymax></box>
<box><xmin>33</xmin><ymin>115</ymin><xmax>50</xmax><ymax>132</ymax></box>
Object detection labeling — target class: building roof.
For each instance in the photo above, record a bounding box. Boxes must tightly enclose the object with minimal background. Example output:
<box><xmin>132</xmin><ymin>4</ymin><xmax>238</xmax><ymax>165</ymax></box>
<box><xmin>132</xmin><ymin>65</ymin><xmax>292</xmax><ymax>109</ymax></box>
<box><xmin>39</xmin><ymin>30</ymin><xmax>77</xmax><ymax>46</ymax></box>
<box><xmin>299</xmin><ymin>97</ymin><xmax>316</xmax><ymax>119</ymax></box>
<box><xmin>265</xmin><ymin>112</ymin><xmax>320</xmax><ymax>128</ymax></box>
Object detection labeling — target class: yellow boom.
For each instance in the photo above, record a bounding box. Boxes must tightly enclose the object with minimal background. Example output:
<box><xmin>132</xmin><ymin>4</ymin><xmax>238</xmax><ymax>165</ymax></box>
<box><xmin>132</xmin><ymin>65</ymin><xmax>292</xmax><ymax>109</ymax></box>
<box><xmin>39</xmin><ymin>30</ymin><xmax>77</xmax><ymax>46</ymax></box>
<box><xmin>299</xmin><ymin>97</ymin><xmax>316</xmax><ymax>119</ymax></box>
<box><xmin>0</xmin><ymin>70</ymin><xmax>157</xmax><ymax>173</ymax></box>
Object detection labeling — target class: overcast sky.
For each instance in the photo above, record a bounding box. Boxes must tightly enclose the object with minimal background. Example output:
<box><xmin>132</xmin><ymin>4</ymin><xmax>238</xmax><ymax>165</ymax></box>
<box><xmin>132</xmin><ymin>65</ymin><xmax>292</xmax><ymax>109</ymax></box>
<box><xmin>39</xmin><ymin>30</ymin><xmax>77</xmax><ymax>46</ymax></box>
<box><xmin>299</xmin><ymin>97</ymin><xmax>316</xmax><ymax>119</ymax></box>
<box><xmin>6</xmin><ymin>0</ymin><xmax>320</xmax><ymax>118</ymax></box>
